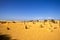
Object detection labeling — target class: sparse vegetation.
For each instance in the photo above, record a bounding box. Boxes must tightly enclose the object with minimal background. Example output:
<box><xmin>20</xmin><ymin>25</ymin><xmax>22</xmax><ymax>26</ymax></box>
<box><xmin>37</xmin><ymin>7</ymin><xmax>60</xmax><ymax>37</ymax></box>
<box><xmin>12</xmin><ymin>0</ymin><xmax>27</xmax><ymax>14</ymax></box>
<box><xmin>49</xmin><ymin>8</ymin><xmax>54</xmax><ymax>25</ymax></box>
<box><xmin>29</xmin><ymin>20</ymin><xmax>33</xmax><ymax>22</ymax></box>
<box><xmin>12</xmin><ymin>21</ymin><xmax>16</xmax><ymax>23</ymax></box>
<box><xmin>36</xmin><ymin>20</ymin><xmax>39</xmax><ymax>22</ymax></box>
<box><xmin>50</xmin><ymin>19</ymin><xmax>56</xmax><ymax>23</ymax></box>
<box><xmin>44</xmin><ymin>20</ymin><xmax>47</xmax><ymax>22</ymax></box>
<box><xmin>0</xmin><ymin>21</ymin><xmax>7</xmax><ymax>24</ymax></box>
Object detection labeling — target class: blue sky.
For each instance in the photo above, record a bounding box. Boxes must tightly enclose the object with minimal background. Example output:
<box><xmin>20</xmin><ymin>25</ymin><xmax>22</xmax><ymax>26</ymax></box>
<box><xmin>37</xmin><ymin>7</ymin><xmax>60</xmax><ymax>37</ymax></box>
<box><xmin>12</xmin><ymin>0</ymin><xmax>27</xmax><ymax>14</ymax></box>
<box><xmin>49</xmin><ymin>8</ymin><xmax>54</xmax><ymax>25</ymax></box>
<box><xmin>0</xmin><ymin>0</ymin><xmax>60</xmax><ymax>20</ymax></box>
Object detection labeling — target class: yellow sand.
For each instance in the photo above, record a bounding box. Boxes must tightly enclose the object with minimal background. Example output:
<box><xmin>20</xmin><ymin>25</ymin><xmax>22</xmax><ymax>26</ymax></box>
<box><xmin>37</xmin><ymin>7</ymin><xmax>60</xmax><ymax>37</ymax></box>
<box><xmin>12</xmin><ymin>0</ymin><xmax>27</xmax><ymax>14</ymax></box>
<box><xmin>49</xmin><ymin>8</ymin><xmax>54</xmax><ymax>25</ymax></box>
<box><xmin>0</xmin><ymin>20</ymin><xmax>60</xmax><ymax>40</ymax></box>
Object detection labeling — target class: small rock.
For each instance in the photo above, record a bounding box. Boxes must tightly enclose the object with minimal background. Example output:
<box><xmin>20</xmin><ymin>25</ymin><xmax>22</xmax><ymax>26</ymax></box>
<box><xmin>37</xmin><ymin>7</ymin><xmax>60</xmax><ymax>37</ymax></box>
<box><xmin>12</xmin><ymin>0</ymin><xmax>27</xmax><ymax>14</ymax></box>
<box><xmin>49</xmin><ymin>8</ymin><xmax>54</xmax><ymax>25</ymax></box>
<box><xmin>7</xmin><ymin>27</ymin><xmax>10</xmax><ymax>30</ymax></box>
<box><xmin>25</xmin><ymin>25</ymin><xmax>29</xmax><ymax>29</ymax></box>
<box><xmin>53</xmin><ymin>27</ymin><xmax>57</xmax><ymax>29</ymax></box>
